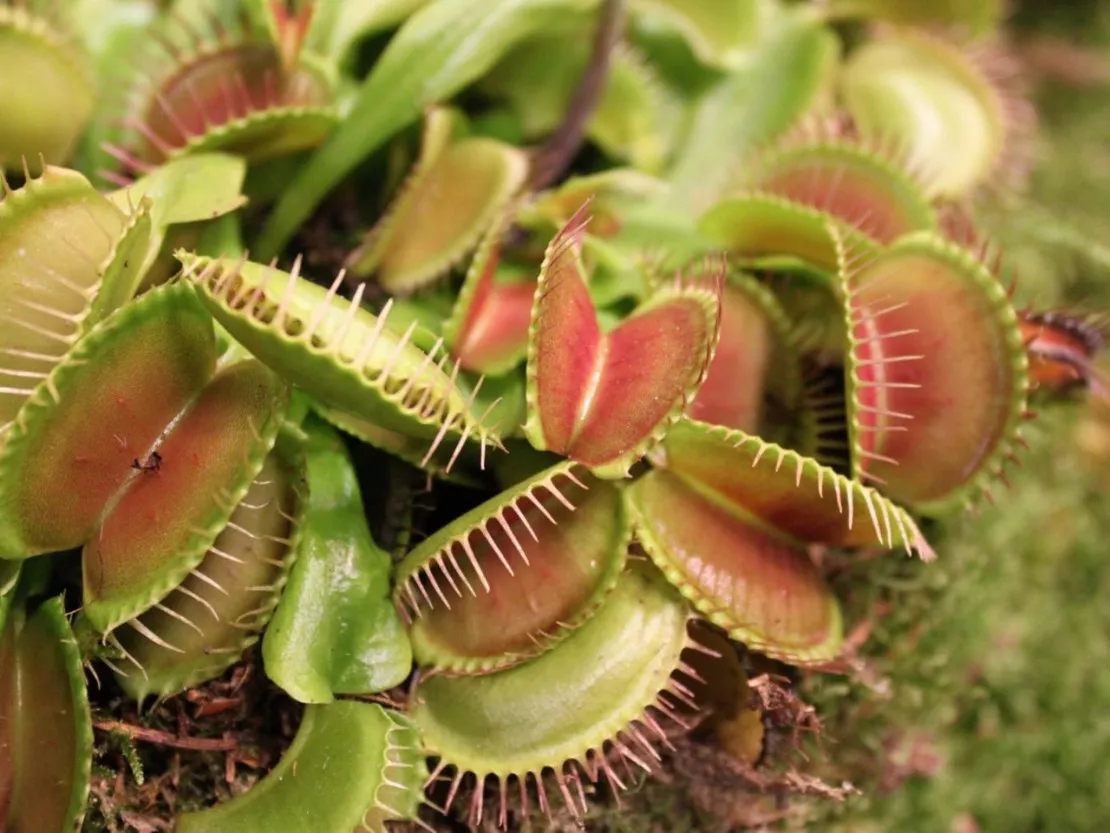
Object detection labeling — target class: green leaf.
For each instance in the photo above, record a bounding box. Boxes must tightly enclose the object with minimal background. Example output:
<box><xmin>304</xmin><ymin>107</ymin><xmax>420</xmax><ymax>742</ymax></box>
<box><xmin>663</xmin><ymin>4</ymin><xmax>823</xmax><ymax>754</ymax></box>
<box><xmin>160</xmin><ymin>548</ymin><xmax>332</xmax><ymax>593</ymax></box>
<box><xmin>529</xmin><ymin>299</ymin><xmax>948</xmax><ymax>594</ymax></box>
<box><xmin>263</xmin><ymin>416</ymin><xmax>412</xmax><ymax>703</ymax></box>
<box><xmin>840</xmin><ymin>29</ymin><xmax>1007</xmax><ymax>199</ymax></box>
<box><xmin>182</xmin><ymin>254</ymin><xmax>499</xmax><ymax>468</ymax></box>
<box><xmin>823</xmin><ymin>0</ymin><xmax>1004</xmax><ymax>35</ymax></box>
<box><xmin>176</xmin><ymin>702</ymin><xmax>426</xmax><ymax>833</ymax></box>
<box><xmin>256</xmin><ymin>0</ymin><xmax>602</xmax><ymax>259</ymax></box>
<box><xmin>107</xmin><ymin>154</ymin><xmax>248</xmax><ymax>229</ymax></box>
<box><xmin>665</xmin><ymin>10</ymin><xmax>838</xmax><ymax>214</ymax></box>
<box><xmin>346</xmin><ymin>126</ymin><xmax>529</xmax><ymax>292</ymax></box>
<box><xmin>628</xmin><ymin>0</ymin><xmax>767</xmax><ymax>70</ymax></box>
<box><xmin>410</xmin><ymin>565</ymin><xmax>693</xmax><ymax>815</ymax></box>
<box><xmin>0</xmin><ymin>7</ymin><xmax>95</xmax><ymax>170</ymax></box>
<box><xmin>306</xmin><ymin>0</ymin><xmax>433</xmax><ymax>61</ymax></box>
<box><xmin>1</xmin><ymin>597</ymin><xmax>94</xmax><ymax>833</ymax></box>
<box><xmin>0</xmin><ymin>562</ymin><xmax>16</xmax><ymax>632</ymax></box>
<box><xmin>0</xmin><ymin>166</ymin><xmax>132</xmax><ymax>432</ymax></box>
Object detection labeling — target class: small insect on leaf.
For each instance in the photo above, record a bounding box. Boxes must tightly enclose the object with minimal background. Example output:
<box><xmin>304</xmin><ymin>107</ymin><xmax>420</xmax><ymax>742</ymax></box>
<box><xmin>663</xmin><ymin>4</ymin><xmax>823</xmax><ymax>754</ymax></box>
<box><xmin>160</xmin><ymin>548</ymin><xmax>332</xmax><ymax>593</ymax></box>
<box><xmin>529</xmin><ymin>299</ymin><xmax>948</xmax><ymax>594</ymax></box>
<box><xmin>0</xmin><ymin>282</ymin><xmax>217</xmax><ymax>560</ymax></box>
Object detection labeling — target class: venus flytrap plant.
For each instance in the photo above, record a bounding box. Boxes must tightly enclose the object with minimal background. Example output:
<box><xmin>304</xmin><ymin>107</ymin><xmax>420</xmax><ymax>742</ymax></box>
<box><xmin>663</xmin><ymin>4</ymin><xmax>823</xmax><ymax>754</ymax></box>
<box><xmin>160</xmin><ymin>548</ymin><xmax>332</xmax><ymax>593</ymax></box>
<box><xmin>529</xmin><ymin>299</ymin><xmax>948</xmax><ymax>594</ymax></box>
<box><xmin>698</xmin><ymin>192</ymin><xmax>870</xmax><ymax>274</ymax></box>
<box><xmin>346</xmin><ymin>107</ymin><xmax>531</xmax><ymax>293</ymax></box>
<box><xmin>181</xmin><ymin>253</ymin><xmax>504</xmax><ymax>474</ymax></box>
<box><xmin>176</xmin><ymin>701</ymin><xmax>428</xmax><ymax>833</ymax></box>
<box><xmin>364</xmin><ymin>195</ymin><xmax>939</xmax><ymax>824</ymax></box>
<box><xmin>628</xmin><ymin>417</ymin><xmax>933</xmax><ymax>664</ymax></box>
<box><xmin>838</xmin><ymin>26</ymin><xmax>1034</xmax><ymax>200</ymax></box>
<box><xmin>522</xmin><ymin>206</ymin><xmax>723</xmax><ymax>479</ymax></box>
<box><xmin>0</xmin><ymin>282</ymin><xmax>220</xmax><ymax>560</ymax></box>
<box><xmin>0</xmin><ymin>595</ymin><xmax>94</xmax><ymax>833</ymax></box>
<box><xmin>394</xmin><ymin>460</ymin><xmax>628</xmax><ymax>675</ymax></box>
<box><xmin>0</xmin><ymin>164</ymin><xmax>153</xmax><ymax>440</ymax></box>
<box><xmin>0</xmin><ymin>271</ymin><xmax>297</xmax><ymax>700</ymax></box>
<box><xmin>0</xmin><ymin>1</ymin><xmax>95</xmax><ymax>170</ymax></box>
<box><xmin>412</xmin><ymin>564</ymin><xmax>711</xmax><ymax>828</ymax></box>
<box><xmin>81</xmin><ymin>354</ymin><xmax>288</xmax><ymax>634</ymax></box>
<box><xmin>104</xmin><ymin>0</ymin><xmax>338</xmax><ymax>174</ymax></box>
<box><xmin>838</xmin><ymin>230</ymin><xmax>1030</xmax><ymax>512</ymax></box>
<box><xmin>0</xmin><ymin>1</ymin><xmax>1102</xmax><ymax>830</ymax></box>
<box><xmin>106</xmin><ymin>424</ymin><xmax>305</xmax><ymax>700</ymax></box>
<box><xmin>440</xmin><ymin>170</ymin><xmax>670</xmax><ymax>382</ymax></box>
<box><xmin>262</xmin><ymin>414</ymin><xmax>413</xmax><ymax>703</ymax></box>
<box><xmin>729</xmin><ymin>127</ymin><xmax>939</xmax><ymax>244</ymax></box>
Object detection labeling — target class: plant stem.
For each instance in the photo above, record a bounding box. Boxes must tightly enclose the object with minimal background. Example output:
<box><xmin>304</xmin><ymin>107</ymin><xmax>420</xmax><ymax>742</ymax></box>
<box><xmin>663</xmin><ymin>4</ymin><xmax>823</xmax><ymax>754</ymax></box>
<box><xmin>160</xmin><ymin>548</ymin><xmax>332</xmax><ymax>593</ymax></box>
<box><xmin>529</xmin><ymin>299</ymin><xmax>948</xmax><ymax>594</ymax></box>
<box><xmin>529</xmin><ymin>0</ymin><xmax>625</xmax><ymax>191</ymax></box>
<box><xmin>95</xmin><ymin>720</ymin><xmax>239</xmax><ymax>753</ymax></box>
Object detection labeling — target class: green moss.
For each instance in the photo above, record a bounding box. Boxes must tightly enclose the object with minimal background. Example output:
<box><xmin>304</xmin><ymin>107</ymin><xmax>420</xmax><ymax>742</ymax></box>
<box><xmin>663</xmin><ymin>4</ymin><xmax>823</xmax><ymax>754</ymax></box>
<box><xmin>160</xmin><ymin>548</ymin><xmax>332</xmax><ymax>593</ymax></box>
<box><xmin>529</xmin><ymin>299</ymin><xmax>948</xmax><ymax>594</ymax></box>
<box><xmin>809</xmin><ymin>404</ymin><xmax>1110</xmax><ymax>831</ymax></box>
<box><xmin>803</xmin><ymin>4</ymin><xmax>1110</xmax><ymax>829</ymax></box>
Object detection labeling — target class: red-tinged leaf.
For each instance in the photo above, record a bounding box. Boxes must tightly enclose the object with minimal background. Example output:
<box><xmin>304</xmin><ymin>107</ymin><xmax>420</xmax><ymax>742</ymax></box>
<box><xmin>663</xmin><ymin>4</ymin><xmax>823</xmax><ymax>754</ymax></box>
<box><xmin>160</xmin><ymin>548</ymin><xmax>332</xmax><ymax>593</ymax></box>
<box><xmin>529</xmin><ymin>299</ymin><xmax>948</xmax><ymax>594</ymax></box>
<box><xmin>742</xmin><ymin>138</ymin><xmax>936</xmax><ymax>244</ymax></box>
<box><xmin>112</xmin><ymin>431</ymin><xmax>305</xmax><ymax>700</ymax></box>
<box><xmin>663</xmin><ymin>418</ymin><xmax>933</xmax><ymax>557</ymax></box>
<box><xmin>454</xmin><ymin>280</ymin><xmax>535</xmax><ymax>374</ymax></box>
<box><xmin>571</xmin><ymin>297</ymin><xmax>718</xmax><ymax>467</ymax></box>
<box><xmin>0</xmin><ymin>283</ymin><xmax>217</xmax><ymax>559</ymax></box>
<box><xmin>842</xmin><ymin>233</ymin><xmax>1027</xmax><ymax>513</ymax></box>
<box><xmin>133</xmin><ymin>40</ymin><xmax>334</xmax><ymax>164</ymax></box>
<box><xmin>689</xmin><ymin>277</ymin><xmax>799</xmax><ymax>432</ymax></box>
<box><xmin>83</xmin><ymin>360</ymin><xmax>288</xmax><ymax>633</ymax></box>
<box><xmin>445</xmin><ymin>218</ymin><xmax>536</xmax><ymax>375</ymax></box>
<box><xmin>524</xmin><ymin>211</ymin><xmax>721</xmax><ymax>478</ymax></box>
<box><xmin>627</xmin><ymin>468</ymin><xmax>842</xmax><ymax>664</ymax></box>
<box><xmin>395</xmin><ymin>463</ymin><xmax>628</xmax><ymax>674</ymax></box>
<box><xmin>525</xmin><ymin>216</ymin><xmax>603</xmax><ymax>450</ymax></box>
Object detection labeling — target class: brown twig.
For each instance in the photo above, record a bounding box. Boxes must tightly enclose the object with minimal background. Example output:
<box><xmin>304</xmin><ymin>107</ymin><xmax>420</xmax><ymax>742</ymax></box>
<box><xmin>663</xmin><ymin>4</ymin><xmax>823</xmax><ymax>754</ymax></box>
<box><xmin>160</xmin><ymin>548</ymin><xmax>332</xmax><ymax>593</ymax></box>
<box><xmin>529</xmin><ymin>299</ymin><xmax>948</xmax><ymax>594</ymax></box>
<box><xmin>528</xmin><ymin>0</ymin><xmax>625</xmax><ymax>191</ymax></box>
<box><xmin>95</xmin><ymin>720</ymin><xmax>239</xmax><ymax>753</ymax></box>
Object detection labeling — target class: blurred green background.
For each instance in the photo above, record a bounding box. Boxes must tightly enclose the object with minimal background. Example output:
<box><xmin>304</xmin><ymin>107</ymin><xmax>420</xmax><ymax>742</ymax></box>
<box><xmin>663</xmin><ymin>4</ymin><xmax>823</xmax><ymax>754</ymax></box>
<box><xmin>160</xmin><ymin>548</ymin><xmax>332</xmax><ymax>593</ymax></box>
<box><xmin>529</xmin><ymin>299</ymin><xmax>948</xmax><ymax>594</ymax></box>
<box><xmin>587</xmin><ymin>3</ymin><xmax>1110</xmax><ymax>831</ymax></box>
<box><xmin>809</xmin><ymin>2</ymin><xmax>1110</xmax><ymax>830</ymax></box>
